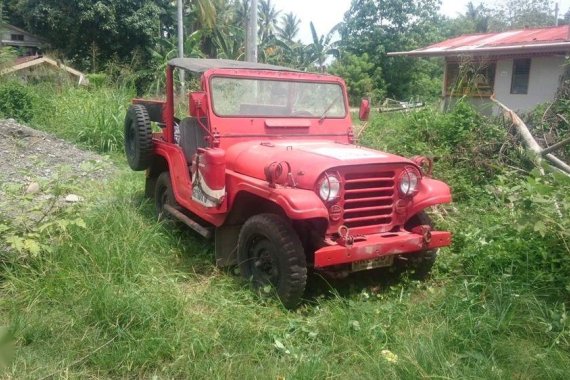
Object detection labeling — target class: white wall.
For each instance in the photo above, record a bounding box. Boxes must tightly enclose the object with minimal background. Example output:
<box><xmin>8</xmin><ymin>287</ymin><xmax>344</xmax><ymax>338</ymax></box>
<box><xmin>493</xmin><ymin>55</ymin><xmax>566</xmax><ymax>113</ymax></box>
<box><xmin>0</xmin><ymin>26</ymin><xmax>42</xmax><ymax>48</ymax></box>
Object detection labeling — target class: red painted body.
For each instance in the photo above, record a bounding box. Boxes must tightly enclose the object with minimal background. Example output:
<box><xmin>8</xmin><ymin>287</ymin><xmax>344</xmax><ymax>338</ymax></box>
<box><xmin>141</xmin><ymin>63</ymin><xmax>452</xmax><ymax>270</ymax></box>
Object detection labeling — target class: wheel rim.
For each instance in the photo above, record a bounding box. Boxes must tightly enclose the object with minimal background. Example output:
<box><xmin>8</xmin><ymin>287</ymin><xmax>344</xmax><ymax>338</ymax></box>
<box><xmin>247</xmin><ymin>235</ymin><xmax>279</xmax><ymax>287</ymax></box>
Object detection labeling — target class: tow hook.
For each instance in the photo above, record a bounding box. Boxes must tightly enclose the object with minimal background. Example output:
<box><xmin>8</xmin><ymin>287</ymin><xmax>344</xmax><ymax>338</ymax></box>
<box><xmin>337</xmin><ymin>225</ymin><xmax>366</xmax><ymax>248</ymax></box>
<box><xmin>412</xmin><ymin>225</ymin><xmax>432</xmax><ymax>246</ymax></box>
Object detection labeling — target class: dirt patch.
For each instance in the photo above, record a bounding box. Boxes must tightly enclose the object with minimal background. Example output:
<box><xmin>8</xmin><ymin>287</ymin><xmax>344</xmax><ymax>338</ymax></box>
<box><xmin>0</xmin><ymin>119</ymin><xmax>115</xmax><ymax>224</ymax></box>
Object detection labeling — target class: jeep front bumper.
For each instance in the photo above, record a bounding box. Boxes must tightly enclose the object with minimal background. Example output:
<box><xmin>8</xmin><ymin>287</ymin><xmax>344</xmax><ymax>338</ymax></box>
<box><xmin>313</xmin><ymin>230</ymin><xmax>451</xmax><ymax>268</ymax></box>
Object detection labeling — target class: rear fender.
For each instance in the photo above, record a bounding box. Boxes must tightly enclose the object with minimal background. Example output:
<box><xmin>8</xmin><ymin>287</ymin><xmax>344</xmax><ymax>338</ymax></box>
<box><xmin>407</xmin><ymin>178</ymin><xmax>452</xmax><ymax>218</ymax></box>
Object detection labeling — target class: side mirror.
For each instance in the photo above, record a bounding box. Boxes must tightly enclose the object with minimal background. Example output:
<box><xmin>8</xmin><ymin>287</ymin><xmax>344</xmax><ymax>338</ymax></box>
<box><xmin>359</xmin><ymin>98</ymin><xmax>371</xmax><ymax>121</ymax></box>
<box><xmin>189</xmin><ymin>92</ymin><xmax>208</xmax><ymax>117</ymax></box>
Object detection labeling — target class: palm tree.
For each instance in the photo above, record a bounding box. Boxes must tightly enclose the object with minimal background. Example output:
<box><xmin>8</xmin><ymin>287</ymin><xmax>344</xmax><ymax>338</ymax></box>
<box><xmin>277</xmin><ymin>12</ymin><xmax>300</xmax><ymax>42</ymax></box>
<box><xmin>306</xmin><ymin>22</ymin><xmax>340</xmax><ymax>72</ymax></box>
<box><xmin>187</xmin><ymin>0</ymin><xmax>218</xmax><ymax>30</ymax></box>
<box><xmin>233</xmin><ymin>0</ymin><xmax>250</xmax><ymax>31</ymax></box>
<box><xmin>258</xmin><ymin>0</ymin><xmax>281</xmax><ymax>44</ymax></box>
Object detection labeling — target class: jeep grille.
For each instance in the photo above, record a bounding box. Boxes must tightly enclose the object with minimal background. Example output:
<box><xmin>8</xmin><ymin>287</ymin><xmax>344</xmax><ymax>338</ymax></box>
<box><xmin>341</xmin><ymin>170</ymin><xmax>395</xmax><ymax>229</ymax></box>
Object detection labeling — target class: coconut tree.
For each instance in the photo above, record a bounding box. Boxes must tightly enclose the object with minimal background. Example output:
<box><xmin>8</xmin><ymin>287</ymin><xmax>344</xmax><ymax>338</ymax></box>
<box><xmin>258</xmin><ymin>0</ymin><xmax>280</xmax><ymax>44</ymax></box>
<box><xmin>232</xmin><ymin>0</ymin><xmax>250</xmax><ymax>31</ymax></box>
<box><xmin>187</xmin><ymin>0</ymin><xmax>218</xmax><ymax>30</ymax></box>
<box><xmin>277</xmin><ymin>12</ymin><xmax>300</xmax><ymax>42</ymax></box>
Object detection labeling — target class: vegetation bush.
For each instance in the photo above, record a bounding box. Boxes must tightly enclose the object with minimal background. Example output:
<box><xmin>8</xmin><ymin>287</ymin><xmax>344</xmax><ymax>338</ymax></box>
<box><xmin>363</xmin><ymin>102</ymin><xmax>570</xmax><ymax>297</ymax></box>
<box><xmin>29</xmin><ymin>83</ymin><xmax>134</xmax><ymax>153</ymax></box>
<box><xmin>0</xmin><ymin>81</ymin><xmax>37</xmax><ymax>123</ymax></box>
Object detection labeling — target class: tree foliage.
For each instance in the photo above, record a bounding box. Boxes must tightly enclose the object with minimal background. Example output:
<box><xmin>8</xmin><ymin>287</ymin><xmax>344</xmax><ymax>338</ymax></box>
<box><xmin>1</xmin><ymin>0</ymin><xmax>564</xmax><ymax>98</ymax></box>
<box><xmin>493</xmin><ymin>0</ymin><xmax>556</xmax><ymax>30</ymax></box>
<box><xmin>339</xmin><ymin>0</ymin><xmax>444</xmax><ymax>99</ymax></box>
<box><xmin>329</xmin><ymin>52</ymin><xmax>382</xmax><ymax>104</ymax></box>
<box><xmin>6</xmin><ymin>0</ymin><xmax>163</xmax><ymax>68</ymax></box>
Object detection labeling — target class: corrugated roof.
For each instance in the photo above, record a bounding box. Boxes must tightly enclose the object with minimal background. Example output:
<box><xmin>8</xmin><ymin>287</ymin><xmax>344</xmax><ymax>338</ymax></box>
<box><xmin>389</xmin><ymin>25</ymin><xmax>570</xmax><ymax>57</ymax></box>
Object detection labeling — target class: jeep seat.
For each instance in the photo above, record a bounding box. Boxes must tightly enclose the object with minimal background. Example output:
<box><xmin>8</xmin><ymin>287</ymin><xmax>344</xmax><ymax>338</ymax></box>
<box><xmin>179</xmin><ymin>117</ymin><xmax>208</xmax><ymax>163</ymax></box>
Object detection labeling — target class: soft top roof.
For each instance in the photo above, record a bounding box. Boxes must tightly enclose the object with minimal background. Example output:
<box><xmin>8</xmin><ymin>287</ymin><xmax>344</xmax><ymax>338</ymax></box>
<box><xmin>169</xmin><ymin>58</ymin><xmax>300</xmax><ymax>73</ymax></box>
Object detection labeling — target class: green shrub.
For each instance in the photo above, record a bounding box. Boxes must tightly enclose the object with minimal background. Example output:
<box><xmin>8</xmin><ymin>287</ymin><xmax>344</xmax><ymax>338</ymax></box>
<box><xmin>30</xmin><ymin>84</ymin><xmax>134</xmax><ymax>152</ymax></box>
<box><xmin>0</xmin><ymin>81</ymin><xmax>37</xmax><ymax>122</ymax></box>
<box><xmin>86</xmin><ymin>73</ymin><xmax>108</xmax><ymax>88</ymax></box>
<box><xmin>363</xmin><ymin>101</ymin><xmax>510</xmax><ymax>199</ymax></box>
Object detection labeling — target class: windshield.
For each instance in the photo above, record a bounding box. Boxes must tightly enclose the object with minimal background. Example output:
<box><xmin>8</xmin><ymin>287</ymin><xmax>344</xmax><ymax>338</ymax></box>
<box><xmin>210</xmin><ymin>77</ymin><xmax>347</xmax><ymax>118</ymax></box>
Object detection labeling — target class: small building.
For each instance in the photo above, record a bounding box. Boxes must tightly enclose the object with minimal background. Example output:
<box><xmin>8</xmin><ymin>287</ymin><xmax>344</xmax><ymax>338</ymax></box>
<box><xmin>389</xmin><ymin>25</ymin><xmax>570</xmax><ymax>114</ymax></box>
<box><xmin>1</xmin><ymin>23</ymin><xmax>44</xmax><ymax>56</ymax></box>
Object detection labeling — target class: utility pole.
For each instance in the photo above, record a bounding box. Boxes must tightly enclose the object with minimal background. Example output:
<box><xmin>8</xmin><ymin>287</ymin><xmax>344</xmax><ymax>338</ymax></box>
<box><xmin>554</xmin><ymin>2</ymin><xmax>559</xmax><ymax>26</ymax></box>
<box><xmin>246</xmin><ymin>0</ymin><xmax>258</xmax><ymax>62</ymax></box>
<box><xmin>177</xmin><ymin>0</ymin><xmax>185</xmax><ymax>94</ymax></box>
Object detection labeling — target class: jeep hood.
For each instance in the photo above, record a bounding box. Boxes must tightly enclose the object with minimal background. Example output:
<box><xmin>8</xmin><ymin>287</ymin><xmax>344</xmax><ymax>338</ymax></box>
<box><xmin>225</xmin><ymin>140</ymin><xmax>415</xmax><ymax>189</ymax></box>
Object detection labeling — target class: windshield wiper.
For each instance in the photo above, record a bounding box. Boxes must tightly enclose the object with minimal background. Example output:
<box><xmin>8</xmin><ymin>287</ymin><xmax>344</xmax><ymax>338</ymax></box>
<box><xmin>319</xmin><ymin>94</ymin><xmax>342</xmax><ymax>122</ymax></box>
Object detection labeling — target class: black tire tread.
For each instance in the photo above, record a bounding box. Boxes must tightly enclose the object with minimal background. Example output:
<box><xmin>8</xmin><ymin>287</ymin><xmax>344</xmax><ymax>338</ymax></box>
<box><xmin>124</xmin><ymin>104</ymin><xmax>153</xmax><ymax>171</ymax></box>
<box><xmin>155</xmin><ymin>172</ymin><xmax>175</xmax><ymax>218</ymax></box>
<box><xmin>238</xmin><ymin>214</ymin><xmax>307</xmax><ymax>308</ymax></box>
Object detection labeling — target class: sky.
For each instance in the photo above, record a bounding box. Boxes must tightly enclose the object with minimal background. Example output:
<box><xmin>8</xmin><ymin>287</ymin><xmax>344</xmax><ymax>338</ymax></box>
<box><xmin>272</xmin><ymin>0</ymin><xmax>570</xmax><ymax>44</ymax></box>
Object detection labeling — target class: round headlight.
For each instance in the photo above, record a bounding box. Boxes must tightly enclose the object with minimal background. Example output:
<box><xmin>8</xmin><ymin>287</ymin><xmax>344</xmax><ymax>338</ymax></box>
<box><xmin>318</xmin><ymin>174</ymin><xmax>341</xmax><ymax>202</ymax></box>
<box><xmin>399</xmin><ymin>167</ymin><xmax>420</xmax><ymax>197</ymax></box>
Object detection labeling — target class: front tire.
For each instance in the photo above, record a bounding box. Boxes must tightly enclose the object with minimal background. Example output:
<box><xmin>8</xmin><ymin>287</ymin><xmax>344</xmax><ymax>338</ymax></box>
<box><xmin>402</xmin><ymin>212</ymin><xmax>438</xmax><ymax>279</ymax></box>
<box><xmin>238</xmin><ymin>214</ymin><xmax>307</xmax><ymax>308</ymax></box>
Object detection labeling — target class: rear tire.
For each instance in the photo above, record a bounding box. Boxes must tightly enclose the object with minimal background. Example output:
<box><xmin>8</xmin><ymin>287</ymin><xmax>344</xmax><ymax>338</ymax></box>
<box><xmin>402</xmin><ymin>212</ymin><xmax>438</xmax><ymax>280</ymax></box>
<box><xmin>238</xmin><ymin>214</ymin><xmax>307</xmax><ymax>309</ymax></box>
<box><xmin>154</xmin><ymin>172</ymin><xmax>176</xmax><ymax>220</ymax></box>
<box><xmin>124</xmin><ymin>104</ymin><xmax>153</xmax><ymax>171</ymax></box>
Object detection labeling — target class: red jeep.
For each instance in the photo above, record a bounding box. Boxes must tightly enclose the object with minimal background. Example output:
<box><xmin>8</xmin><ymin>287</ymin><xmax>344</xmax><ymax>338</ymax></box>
<box><xmin>124</xmin><ymin>58</ymin><xmax>452</xmax><ymax>308</ymax></box>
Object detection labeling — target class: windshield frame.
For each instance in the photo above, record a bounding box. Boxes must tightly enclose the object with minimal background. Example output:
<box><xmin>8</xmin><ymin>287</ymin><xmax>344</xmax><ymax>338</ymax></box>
<box><xmin>208</xmin><ymin>74</ymin><xmax>348</xmax><ymax>119</ymax></box>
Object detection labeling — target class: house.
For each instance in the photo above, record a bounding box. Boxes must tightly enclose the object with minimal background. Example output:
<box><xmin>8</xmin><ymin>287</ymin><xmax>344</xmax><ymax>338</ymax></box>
<box><xmin>0</xmin><ymin>25</ymin><xmax>86</xmax><ymax>85</ymax></box>
<box><xmin>388</xmin><ymin>25</ymin><xmax>570</xmax><ymax>114</ymax></box>
<box><xmin>0</xmin><ymin>56</ymin><xmax>89</xmax><ymax>86</ymax></box>
<box><xmin>0</xmin><ymin>23</ymin><xmax>44</xmax><ymax>56</ymax></box>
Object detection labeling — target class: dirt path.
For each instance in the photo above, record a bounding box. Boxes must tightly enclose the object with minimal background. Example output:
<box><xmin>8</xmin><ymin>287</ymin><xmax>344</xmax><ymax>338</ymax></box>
<box><xmin>0</xmin><ymin>119</ymin><xmax>114</xmax><ymax>225</ymax></box>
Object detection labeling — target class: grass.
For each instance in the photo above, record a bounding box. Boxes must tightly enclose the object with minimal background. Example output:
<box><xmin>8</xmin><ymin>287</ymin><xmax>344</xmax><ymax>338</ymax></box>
<box><xmin>1</xmin><ymin>86</ymin><xmax>569</xmax><ymax>378</ymax></box>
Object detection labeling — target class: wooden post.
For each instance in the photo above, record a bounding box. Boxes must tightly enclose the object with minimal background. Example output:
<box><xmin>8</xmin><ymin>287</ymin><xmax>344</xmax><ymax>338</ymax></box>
<box><xmin>246</xmin><ymin>0</ymin><xmax>258</xmax><ymax>63</ymax></box>
<box><xmin>177</xmin><ymin>0</ymin><xmax>185</xmax><ymax>95</ymax></box>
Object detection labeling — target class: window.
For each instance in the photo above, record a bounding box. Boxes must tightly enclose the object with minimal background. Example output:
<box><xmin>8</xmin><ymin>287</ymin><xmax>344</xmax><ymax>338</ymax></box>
<box><xmin>511</xmin><ymin>58</ymin><xmax>531</xmax><ymax>94</ymax></box>
<box><xmin>210</xmin><ymin>77</ymin><xmax>346</xmax><ymax>118</ymax></box>
<box><xmin>10</xmin><ymin>34</ymin><xmax>24</xmax><ymax>41</ymax></box>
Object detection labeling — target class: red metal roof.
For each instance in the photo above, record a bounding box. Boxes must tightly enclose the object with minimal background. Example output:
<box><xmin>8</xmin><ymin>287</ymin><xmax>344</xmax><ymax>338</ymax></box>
<box><xmin>389</xmin><ymin>25</ymin><xmax>570</xmax><ymax>57</ymax></box>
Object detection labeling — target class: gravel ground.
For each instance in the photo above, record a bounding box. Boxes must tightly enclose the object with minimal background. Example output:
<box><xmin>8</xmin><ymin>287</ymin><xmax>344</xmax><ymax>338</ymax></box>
<box><xmin>0</xmin><ymin>119</ymin><xmax>115</xmax><ymax>224</ymax></box>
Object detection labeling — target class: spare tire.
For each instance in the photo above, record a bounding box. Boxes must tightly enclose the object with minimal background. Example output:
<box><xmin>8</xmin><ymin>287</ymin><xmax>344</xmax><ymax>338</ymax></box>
<box><xmin>124</xmin><ymin>104</ymin><xmax>153</xmax><ymax>171</ymax></box>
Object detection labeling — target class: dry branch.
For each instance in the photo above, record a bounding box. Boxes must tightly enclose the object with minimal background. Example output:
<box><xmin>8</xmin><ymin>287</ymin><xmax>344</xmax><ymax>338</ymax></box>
<box><xmin>490</xmin><ymin>95</ymin><xmax>570</xmax><ymax>176</ymax></box>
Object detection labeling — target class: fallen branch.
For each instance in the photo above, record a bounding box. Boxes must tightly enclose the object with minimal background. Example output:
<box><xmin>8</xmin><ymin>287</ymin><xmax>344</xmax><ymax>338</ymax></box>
<box><xmin>490</xmin><ymin>95</ymin><xmax>570</xmax><ymax>176</ymax></box>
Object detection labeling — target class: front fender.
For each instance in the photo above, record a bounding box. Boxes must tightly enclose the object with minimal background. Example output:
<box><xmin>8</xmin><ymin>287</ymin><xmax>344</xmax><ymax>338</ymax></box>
<box><xmin>408</xmin><ymin>177</ymin><xmax>452</xmax><ymax>217</ymax></box>
<box><xmin>226</xmin><ymin>170</ymin><xmax>329</xmax><ymax>220</ymax></box>
<box><xmin>269</xmin><ymin>188</ymin><xmax>329</xmax><ymax>220</ymax></box>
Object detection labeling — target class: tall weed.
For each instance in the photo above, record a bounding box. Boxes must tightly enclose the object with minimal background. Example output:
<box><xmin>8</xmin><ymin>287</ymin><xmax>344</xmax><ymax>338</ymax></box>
<box><xmin>30</xmin><ymin>84</ymin><xmax>133</xmax><ymax>152</ymax></box>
